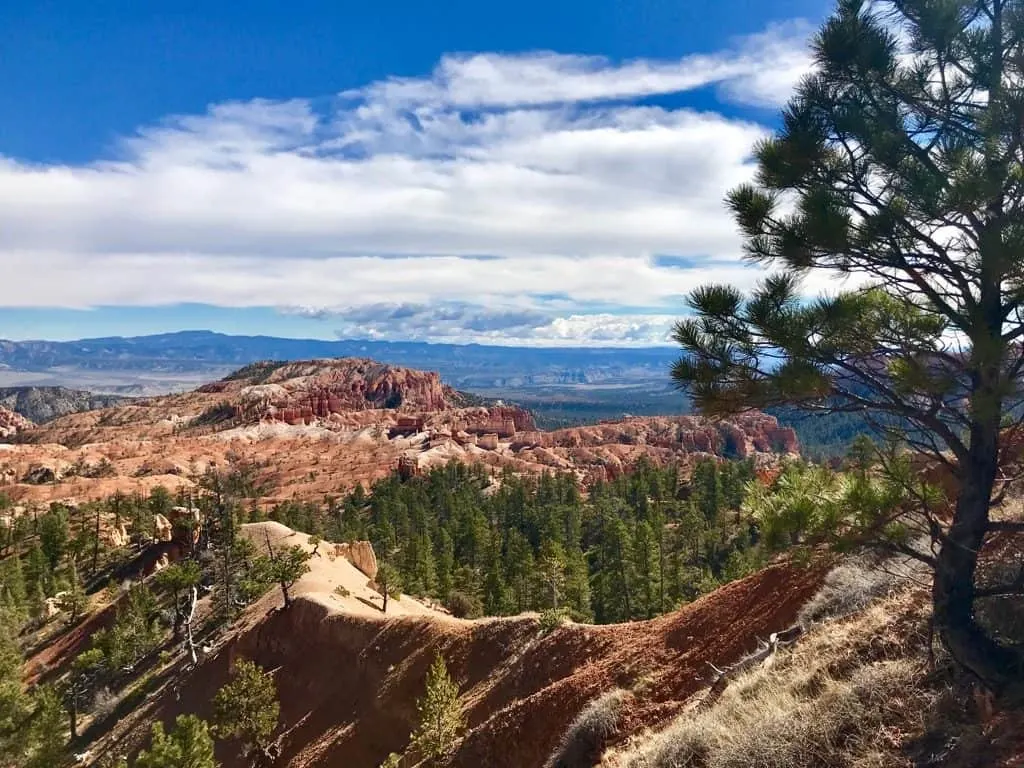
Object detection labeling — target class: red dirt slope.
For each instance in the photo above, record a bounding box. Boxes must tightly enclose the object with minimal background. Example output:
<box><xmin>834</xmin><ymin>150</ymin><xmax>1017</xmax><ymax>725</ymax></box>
<box><xmin>148</xmin><ymin>560</ymin><xmax>825</xmax><ymax>768</ymax></box>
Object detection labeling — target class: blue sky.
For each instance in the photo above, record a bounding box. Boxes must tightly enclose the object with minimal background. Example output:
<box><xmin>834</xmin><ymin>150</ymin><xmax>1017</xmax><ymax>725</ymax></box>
<box><xmin>0</xmin><ymin>0</ymin><xmax>833</xmax><ymax>345</ymax></box>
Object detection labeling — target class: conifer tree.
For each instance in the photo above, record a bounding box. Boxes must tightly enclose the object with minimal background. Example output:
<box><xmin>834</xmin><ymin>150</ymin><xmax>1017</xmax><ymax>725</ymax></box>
<box><xmin>375</xmin><ymin>562</ymin><xmax>403</xmax><ymax>613</ymax></box>
<box><xmin>632</xmin><ymin>521</ymin><xmax>662</xmax><ymax>618</ymax></box>
<box><xmin>482</xmin><ymin>543</ymin><xmax>510</xmax><ymax>616</ymax></box>
<box><xmin>136</xmin><ymin>714</ymin><xmax>219</xmax><ymax>768</ymax></box>
<box><xmin>671</xmin><ymin>0</ymin><xmax>1024</xmax><ymax>693</ymax></box>
<box><xmin>0</xmin><ymin>610</ymin><xmax>29</xmax><ymax>763</ymax></box>
<box><xmin>26</xmin><ymin>686</ymin><xmax>65</xmax><ymax>768</ymax></box>
<box><xmin>212</xmin><ymin>658</ymin><xmax>279</xmax><ymax>760</ymax></box>
<box><xmin>411</xmin><ymin>654</ymin><xmax>464</xmax><ymax>762</ymax></box>
<box><xmin>58</xmin><ymin>558</ymin><xmax>87</xmax><ymax>624</ymax></box>
<box><xmin>261</xmin><ymin>543</ymin><xmax>311</xmax><ymax>609</ymax></box>
<box><xmin>24</xmin><ymin>545</ymin><xmax>50</xmax><ymax>599</ymax></box>
<box><xmin>536</xmin><ymin>540</ymin><xmax>567</xmax><ymax>610</ymax></box>
<box><xmin>0</xmin><ymin>555</ymin><xmax>27</xmax><ymax>619</ymax></box>
<box><xmin>63</xmin><ymin>647</ymin><xmax>104</xmax><ymax>739</ymax></box>
<box><xmin>155</xmin><ymin>561</ymin><xmax>203</xmax><ymax>639</ymax></box>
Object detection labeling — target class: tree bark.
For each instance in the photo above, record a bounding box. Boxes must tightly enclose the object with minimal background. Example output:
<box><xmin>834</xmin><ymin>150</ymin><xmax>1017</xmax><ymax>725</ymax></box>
<box><xmin>934</xmin><ymin>399</ymin><xmax>1024</xmax><ymax>697</ymax></box>
<box><xmin>279</xmin><ymin>582</ymin><xmax>290</xmax><ymax>609</ymax></box>
<box><xmin>184</xmin><ymin>586</ymin><xmax>199</xmax><ymax>666</ymax></box>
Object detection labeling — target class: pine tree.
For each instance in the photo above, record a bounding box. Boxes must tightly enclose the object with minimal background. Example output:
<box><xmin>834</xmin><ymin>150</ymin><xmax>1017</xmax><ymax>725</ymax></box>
<box><xmin>261</xmin><ymin>543</ymin><xmax>311</xmax><ymax>609</ymax></box>
<box><xmin>38</xmin><ymin>508</ymin><xmax>69</xmax><ymax>572</ymax></box>
<box><xmin>411</xmin><ymin>654</ymin><xmax>464</xmax><ymax>762</ymax></box>
<box><xmin>632</xmin><ymin>521</ymin><xmax>661</xmax><ymax>619</ymax></box>
<box><xmin>0</xmin><ymin>609</ymin><xmax>29</xmax><ymax>764</ymax></box>
<box><xmin>690</xmin><ymin>460</ymin><xmax>723</xmax><ymax>526</ymax></box>
<box><xmin>24</xmin><ymin>545</ymin><xmax>51</xmax><ymax>598</ymax></box>
<box><xmin>536</xmin><ymin>540</ymin><xmax>567</xmax><ymax>610</ymax></box>
<box><xmin>26</xmin><ymin>686</ymin><xmax>65</xmax><ymax>768</ymax></box>
<box><xmin>58</xmin><ymin>558</ymin><xmax>87</xmax><ymax>624</ymax></box>
<box><xmin>505</xmin><ymin>530</ymin><xmax>534</xmax><ymax>612</ymax></box>
<box><xmin>155</xmin><ymin>561</ymin><xmax>203</xmax><ymax>639</ymax></box>
<box><xmin>212</xmin><ymin>658</ymin><xmax>279</xmax><ymax>759</ymax></box>
<box><xmin>136</xmin><ymin>715</ymin><xmax>219</xmax><ymax>768</ymax></box>
<box><xmin>482</xmin><ymin>542</ymin><xmax>510</xmax><ymax>616</ymax></box>
<box><xmin>562</xmin><ymin>545</ymin><xmax>592</xmax><ymax>621</ymax></box>
<box><xmin>0</xmin><ymin>555</ymin><xmax>27</xmax><ymax>619</ymax></box>
<box><xmin>375</xmin><ymin>562</ymin><xmax>403</xmax><ymax>613</ymax></box>
<box><xmin>435</xmin><ymin>528</ymin><xmax>455</xmax><ymax>600</ymax></box>
<box><xmin>671</xmin><ymin>0</ymin><xmax>1024</xmax><ymax>693</ymax></box>
<box><xmin>63</xmin><ymin>647</ymin><xmax>104</xmax><ymax>739</ymax></box>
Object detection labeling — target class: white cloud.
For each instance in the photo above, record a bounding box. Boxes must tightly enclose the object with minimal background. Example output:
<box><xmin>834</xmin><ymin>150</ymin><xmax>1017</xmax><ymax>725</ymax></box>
<box><xmin>0</xmin><ymin>21</ymin><xmax>819</xmax><ymax>344</ymax></box>
<box><xmin>344</xmin><ymin>21</ymin><xmax>813</xmax><ymax>110</ymax></box>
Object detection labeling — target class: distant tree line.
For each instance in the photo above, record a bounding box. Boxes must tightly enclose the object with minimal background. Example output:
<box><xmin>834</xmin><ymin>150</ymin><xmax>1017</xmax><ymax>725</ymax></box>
<box><xmin>259</xmin><ymin>457</ymin><xmax>766</xmax><ymax>623</ymax></box>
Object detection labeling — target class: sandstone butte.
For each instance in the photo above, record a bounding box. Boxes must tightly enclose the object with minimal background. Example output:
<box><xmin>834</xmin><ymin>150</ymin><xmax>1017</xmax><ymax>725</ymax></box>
<box><xmin>0</xmin><ymin>357</ymin><xmax>799</xmax><ymax>508</ymax></box>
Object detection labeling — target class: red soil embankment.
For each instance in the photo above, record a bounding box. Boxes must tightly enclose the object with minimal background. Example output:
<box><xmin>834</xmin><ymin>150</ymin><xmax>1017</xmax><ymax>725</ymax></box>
<box><xmin>150</xmin><ymin>560</ymin><xmax>825</xmax><ymax>768</ymax></box>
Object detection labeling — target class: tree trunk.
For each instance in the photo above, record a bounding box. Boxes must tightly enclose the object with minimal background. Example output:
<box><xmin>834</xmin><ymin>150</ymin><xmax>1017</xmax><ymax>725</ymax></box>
<box><xmin>934</xmin><ymin>409</ymin><xmax>1024</xmax><ymax>697</ymax></box>
<box><xmin>171</xmin><ymin>588</ymin><xmax>183</xmax><ymax>640</ymax></box>
<box><xmin>184</xmin><ymin>586</ymin><xmax>198</xmax><ymax>665</ymax></box>
<box><xmin>91</xmin><ymin>507</ymin><xmax>101</xmax><ymax>576</ymax></box>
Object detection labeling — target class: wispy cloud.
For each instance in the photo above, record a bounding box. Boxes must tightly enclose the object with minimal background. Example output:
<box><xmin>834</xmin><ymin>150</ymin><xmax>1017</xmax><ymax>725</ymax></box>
<box><xmin>343</xmin><ymin>21</ymin><xmax>813</xmax><ymax>109</ymax></box>
<box><xmin>0</xmin><ymin>21</ymin><xmax>819</xmax><ymax>344</ymax></box>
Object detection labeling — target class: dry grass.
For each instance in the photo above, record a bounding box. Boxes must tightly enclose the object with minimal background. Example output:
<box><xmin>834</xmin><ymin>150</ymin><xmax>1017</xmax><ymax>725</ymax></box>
<box><xmin>619</xmin><ymin>659</ymin><xmax>925</xmax><ymax>768</ymax></box>
<box><xmin>546</xmin><ymin>689</ymin><xmax>629</xmax><ymax>768</ymax></box>
<box><xmin>797</xmin><ymin>556</ymin><xmax>929</xmax><ymax>627</ymax></box>
<box><xmin>606</xmin><ymin>584</ymin><xmax>1013</xmax><ymax>768</ymax></box>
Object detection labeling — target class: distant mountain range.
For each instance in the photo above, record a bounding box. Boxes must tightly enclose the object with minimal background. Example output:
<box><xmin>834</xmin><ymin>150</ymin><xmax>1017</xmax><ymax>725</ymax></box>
<box><xmin>0</xmin><ymin>331</ymin><xmax>865</xmax><ymax>456</ymax></box>
<box><xmin>0</xmin><ymin>330</ymin><xmax>679</xmax><ymax>391</ymax></box>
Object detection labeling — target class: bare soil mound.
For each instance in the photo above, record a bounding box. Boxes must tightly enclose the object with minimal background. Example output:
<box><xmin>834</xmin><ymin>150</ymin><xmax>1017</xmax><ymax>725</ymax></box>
<box><xmin>142</xmin><ymin>556</ymin><xmax>825</xmax><ymax>768</ymax></box>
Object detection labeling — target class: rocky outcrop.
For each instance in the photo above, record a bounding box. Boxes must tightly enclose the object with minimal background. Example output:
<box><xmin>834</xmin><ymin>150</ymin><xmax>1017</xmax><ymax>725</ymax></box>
<box><xmin>153</xmin><ymin>514</ymin><xmax>173</xmax><ymax>542</ymax></box>
<box><xmin>169</xmin><ymin>506</ymin><xmax>202</xmax><ymax>546</ymax></box>
<box><xmin>546</xmin><ymin>413</ymin><xmax>798</xmax><ymax>458</ymax></box>
<box><xmin>333</xmin><ymin>541</ymin><xmax>378</xmax><ymax>580</ymax></box>
<box><xmin>104</xmin><ymin>523</ymin><xmax>130</xmax><ymax>548</ymax></box>
<box><xmin>232</xmin><ymin>359</ymin><xmax>452</xmax><ymax>424</ymax></box>
<box><xmin>0</xmin><ymin>406</ymin><xmax>33</xmax><ymax>440</ymax></box>
<box><xmin>2</xmin><ymin>357</ymin><xmax>799</xmax><ymax>508</ymax></box>
<box><xmin>457</xmin><ymin>406</ymin><xmax>536</xmax><ymax>438</ymax></box>
<box><xmin>0</xmin><ymin>387</ymin><xmax>129</xmax><ymax>424</ymax></box>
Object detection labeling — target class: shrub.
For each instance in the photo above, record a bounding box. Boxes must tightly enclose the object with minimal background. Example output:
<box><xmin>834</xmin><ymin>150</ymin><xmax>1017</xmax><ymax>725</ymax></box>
<box><xmin>539</xmin><ymin>608</ymin><xmax>570</xmax><ymax>635</ymax></box>
<box><xmin>334</xmin><ymin>585</ymin><xmax>351</xmax><ymax>598</ymax></box>
<box><xmin>798</xmin><ymin>557</ymin><xmax>926</xmax><ymax>626</ymax></box>
<box><xmin>545</xmin><ymin>689</ymin><xmax>626</xmax><ymax>768</ymax></box>
<box><xmin>444</xmin><ymin>591</ymin><xmax>483</xmax><ymax>619</ymax></box>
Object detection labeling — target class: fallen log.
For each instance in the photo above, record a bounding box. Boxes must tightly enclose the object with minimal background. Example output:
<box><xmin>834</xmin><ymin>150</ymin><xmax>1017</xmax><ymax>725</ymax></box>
<box><xmin>699</xmin><ymin>624</ymin><xmax>804</xmax><ymax>710</ymax></box>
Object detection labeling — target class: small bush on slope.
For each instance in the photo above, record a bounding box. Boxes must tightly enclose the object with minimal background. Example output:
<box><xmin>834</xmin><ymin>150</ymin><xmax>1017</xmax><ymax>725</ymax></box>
<box><xmin>797</xmin><ymin>556</ymin><xmax>929</xmax><ymax>626</ymax></box>
<box><xmin>546</xmin><ymin>689</ymin><xmax>628</xmax><ymax>768</ymax></box>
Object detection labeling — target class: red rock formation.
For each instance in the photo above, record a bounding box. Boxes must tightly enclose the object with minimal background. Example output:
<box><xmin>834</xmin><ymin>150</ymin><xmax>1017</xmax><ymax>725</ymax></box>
<box><xmin>545</xmin><ymin>413</ymin><xmax>798</xmax><ymax>461</ymax></box>
<box><xmin>511</xmin><ymin>431</ymin><xmax>548</xmax><ymax>449</ymax></box>
<box><xmin>0</xmin><ymin>406</ymin><xmax>33</xmax><ymax>440</ymax></box>
<box><xmin>230</xmin><ymin>359</ymin><xmax>455</xmax><ymax>425</ymax></box>
<box><xmin>396</xmin><ymin>455</ymin><xmax>420</xmax><ymax>480</ymax></box>
<box><xmin>458</xmin><ymin>406</ymin><xmax>536</xmax><ymax>438</ymax></box>
<box><xmin>390</xmin><ymin>416</ymin><xmax>426</xmax><ymax>437</ymax></box>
